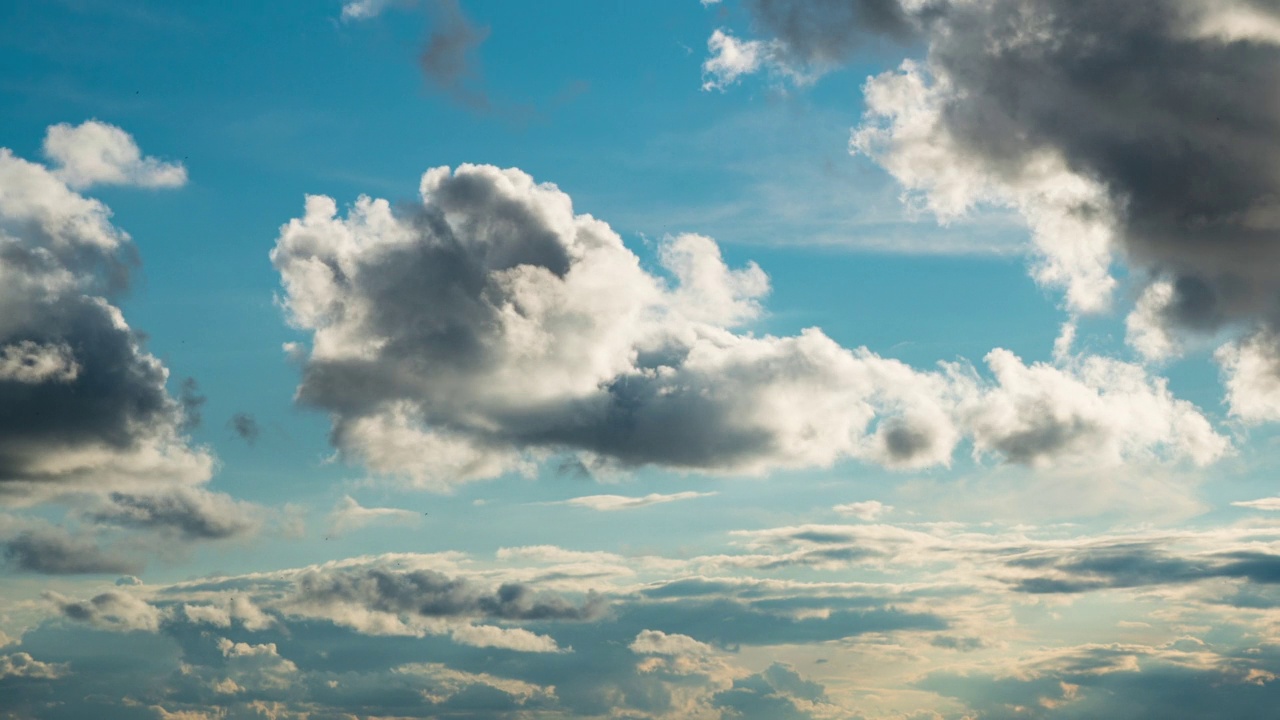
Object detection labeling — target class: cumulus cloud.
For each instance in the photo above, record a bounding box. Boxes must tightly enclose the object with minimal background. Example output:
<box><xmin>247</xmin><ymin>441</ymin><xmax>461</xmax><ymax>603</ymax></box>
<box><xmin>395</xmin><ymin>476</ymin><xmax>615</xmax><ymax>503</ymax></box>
<box><xmin>3</xmin><ymin>527</ymin><xmax>141</xmax><ymax>575</ymax></box>
<box><xmin>46</xmin><ymin>590</ymin><xmax>166</xmax><ymax>632</ymax></box>
<box><xmin>0</xmin><ymin>125</ymin><xmax>213</xmax><ymax>502</ymax></box>
<box><xmin>272</xmin><ymin>164</ymin><xmax>1226</xmax><ymax>489</ymax></box>
<box><xmin>553</xmin><ymin>491</ymin><xmax>718</xmax><ymax>512</ymax></box>
<box><xmin>325</xmin><ymin>495</ymin><xmax>420</xmax><ymax>535</ymax></box>
<box><xmin>1216</xmin><ymin>330</ymin><xmax>1280</xmax><ymax>423</ymax></box>
<box><xmin>43</xmin><ymin>120</ymin><xmax>186</xmax><ymax>189</ymax></box>
<box><xmin>0</xmin><ymin>652</ymin><xmax>66</xmax><ymax>680</ymax></box>
<box><xmin>88</xmin><ymin>487</ymin><xmax>261</xmax><ymax>540</ymax></box>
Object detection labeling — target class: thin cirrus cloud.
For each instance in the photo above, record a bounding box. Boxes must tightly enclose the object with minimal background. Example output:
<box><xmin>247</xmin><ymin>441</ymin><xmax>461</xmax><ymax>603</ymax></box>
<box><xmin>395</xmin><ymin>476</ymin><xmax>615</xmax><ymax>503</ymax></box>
<box><xmin>271</xmin><ymin>163</ymin><xmax>1226</xmax><ymax>490</ymax></box>
<box><xmin>704</xmin><ymin>0</ymin><xmax>1280</xmax><ymax>425</ymax></box>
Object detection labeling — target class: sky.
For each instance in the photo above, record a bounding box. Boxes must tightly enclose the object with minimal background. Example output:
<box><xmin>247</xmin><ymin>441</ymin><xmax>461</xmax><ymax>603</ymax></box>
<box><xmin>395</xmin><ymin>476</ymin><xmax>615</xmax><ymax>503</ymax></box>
<box><xmin>3</xmin><ymin>0</ymin><xmax>1280</xmax><ymax>718</ymax></box>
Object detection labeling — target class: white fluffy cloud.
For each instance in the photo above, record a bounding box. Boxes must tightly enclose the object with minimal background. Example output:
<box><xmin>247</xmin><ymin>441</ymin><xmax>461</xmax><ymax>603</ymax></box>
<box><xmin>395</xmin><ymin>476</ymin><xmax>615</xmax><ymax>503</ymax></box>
<box><xmin>271</xmin><ymin>164</ymin><xmax>1227</xmax><ymax>489</ymax></box>
<box><xmin>43</xmin><ymin>120</ymin><xmax>186</xmax><ymax>190</ymax></box>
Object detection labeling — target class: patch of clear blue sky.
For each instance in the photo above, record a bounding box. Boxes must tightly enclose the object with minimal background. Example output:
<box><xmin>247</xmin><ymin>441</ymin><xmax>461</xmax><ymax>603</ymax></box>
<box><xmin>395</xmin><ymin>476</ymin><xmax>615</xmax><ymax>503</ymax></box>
<box><xmin>1</xmin><ymin>0</ymin><xmax>1251</xmax><ymax>581</ymax></box>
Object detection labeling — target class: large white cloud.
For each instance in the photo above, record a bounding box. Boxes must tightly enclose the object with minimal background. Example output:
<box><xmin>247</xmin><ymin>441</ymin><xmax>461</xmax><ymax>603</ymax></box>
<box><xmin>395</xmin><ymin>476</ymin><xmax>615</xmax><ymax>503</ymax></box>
<box><xmin>271</xmin><ymin>164</ymin><xmax>1227</xmax><ymax>489</ymax></box>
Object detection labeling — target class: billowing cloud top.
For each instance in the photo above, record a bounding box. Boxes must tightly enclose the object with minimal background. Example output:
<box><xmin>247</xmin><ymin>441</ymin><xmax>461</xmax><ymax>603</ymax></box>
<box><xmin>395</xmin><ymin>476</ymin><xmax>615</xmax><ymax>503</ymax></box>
<box><xmin>272</xmin><ymin>163</ymin><xmax>1226</xmax><ymax>490</ymax></box>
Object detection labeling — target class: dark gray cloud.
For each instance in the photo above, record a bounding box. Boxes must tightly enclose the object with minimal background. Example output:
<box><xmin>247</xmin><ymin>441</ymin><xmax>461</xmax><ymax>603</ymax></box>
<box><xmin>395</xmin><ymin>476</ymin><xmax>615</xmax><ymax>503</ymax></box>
<box><xmin>741</xmin><ymin>0</ymin><xmax>931</xmax><ymax>64</ymax></box>
<box><xmin>292</xmin><ymin>566</ymin><xmax>604</xmax><ymax>622</ymax></box>
<box><xmin>1006</xmin><ymin>544</ymin><xmax>1280</xmax><ymax>594</ymax></box>
<box><xmin>2</xmin><ymin>529</ymin><xmax>140</xmax><ymax>575</ymax></box>
<box><xmin>228</xmin><ymin>411</ymin><xmax>259</xmax><ymax>445</ymax></box>
<box><xmin>88</xmin><ymin>488</ymin><xmax>260</xmax><ymax>540</ymax></box>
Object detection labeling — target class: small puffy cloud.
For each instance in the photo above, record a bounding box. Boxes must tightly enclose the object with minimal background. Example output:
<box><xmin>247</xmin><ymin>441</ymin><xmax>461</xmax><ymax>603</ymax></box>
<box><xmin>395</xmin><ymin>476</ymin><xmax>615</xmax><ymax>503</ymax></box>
<box><xmin>182</xmin><ymin>596</ymin><xmax>275</xmax><ymax>631</ymax></box>
<box><xmin>325</xmin><ymin>495</ymin><xmax>419</xmax><ymax>535</ymax></box>
<box><xmin>630</xmin><ymin>629</ymin><xmax>717</xmax><ymax>658</ymax></box>
<box><xmin>448</xmin><ymin>624</ymin><xmax>563</xmax><ymax>653</ymax></box>
<box><xmin>43</xmin><ymin>120</ymin><xmax>186</xmax><ymax>190</ymax></box>
<box><xmin>554</xmin><ymin>491</ymin><xmax>717</xmax><ymax>512</ymax></box>
<box><xmin>1216</xmin><ymin>331</ymin><xmax>1280</xmax><ymax>424</ymax></box>
<box><xmin>702</xmin><ymin>30</ymin><xmax>775</xmax><ymax>91</ymax></box>
<box><xmin>0</xmin><ymin>652</ymin><xmax>67</xmax><ymax>680</ymax></box>
<box><xmin>3</xmin><ymin>527</ymin><xmax>141</xmax><ymax>575</ymax></box>
<box><xmin>46</xmin><ymin>590</ymin><xmax>166</xmax><ymax>632</ymax></box>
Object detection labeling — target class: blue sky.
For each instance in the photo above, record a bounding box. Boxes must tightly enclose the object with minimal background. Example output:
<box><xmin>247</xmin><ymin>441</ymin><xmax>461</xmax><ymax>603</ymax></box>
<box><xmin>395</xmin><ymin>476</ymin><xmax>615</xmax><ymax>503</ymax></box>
<box><xmin>4</xmin><ymin>1</ymin><xmax>1280</xmax><ymax>719</ymax></box>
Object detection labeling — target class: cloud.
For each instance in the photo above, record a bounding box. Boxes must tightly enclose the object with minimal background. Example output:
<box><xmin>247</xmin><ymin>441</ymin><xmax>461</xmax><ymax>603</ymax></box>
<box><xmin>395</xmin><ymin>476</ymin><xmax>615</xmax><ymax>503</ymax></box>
<box><xmin>271</xmin><ymin>164</ymin><xmax>1225</xmax><ymax>489</ymax></box>
<box><xmin>43</xmin><ymin>120</ymin><xmax>186</xmax><ymax>189</ymax></box>
<box><xmin>88</xmin><ymin>487</ymin><xmax>262</xmax><ymax>540</ymax></box>
<box><xmin>325</xmin><ymin>495</ymin><xmax>420</xmax><ymax>535</ymax></box>
<box><xmin>283</xmin><ymin>563</ymin><xmax>603</xmax><ymax>645</ymax></box>
<box><xmin>0</xmin><ymin>125</ymin><xmax>213</xmax><ymax>503</ymax></box>
<box><xmin>228</xmin><ymin>412</ymin><xmax>260</xmax><ymax>445</ymax></box>
<box><xmin>1232</xmin><ymin>497</ymin><xmax>1280</xmax><ymax>511</ymax></box>
<box><xmin>833</xmin><ymin>500</ymin><xmax>891</xmax><ymax>521</ymax></box>
<box><xmin>177</xmin><ymin>377</ymin><xmax>206</xmax><ymax>432</ymax></box>
<box><xmin>419</xmin><ymin>0</ymin><xmax>492</xmax><ymax>111</ymax></box>
<box><xmin>712</xmin><ymin>0</ymin><xmax>1280</xmax><ymax>418</ymax></box>
<box><xmin>0</xmin><ymin>652</ymin><xmax>66</xmax><ymax>680</ymax></box>
<box><xmin>340</xmin><ymin>0</ymin><xmax>403</xmax><ymax>21</ymax></box>
<box><xmin>46</xmin><ymin>590</ymin><xmax>166</xmax><ymax>631</ymax></box>
<box><xmin>2</xmin><ymin>527</ymin><xmax>141</xmax><ymax>575</ymax></box>
<box><xmin>553</xmin><ymin>491</ymin><xmax>718</xmax><ymax>512</ymax></box>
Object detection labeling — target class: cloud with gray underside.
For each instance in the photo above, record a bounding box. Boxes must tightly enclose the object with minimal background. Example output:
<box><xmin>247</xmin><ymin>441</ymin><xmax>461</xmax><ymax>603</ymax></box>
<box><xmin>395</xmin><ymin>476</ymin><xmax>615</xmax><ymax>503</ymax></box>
<box><xmin>271</xmin><ymin>163</ymin><xmax>1226</xmax><ymax>489</ymax></box>
<box><xmin>711</xmin><ymin>0</ymin><xmax>1280</xmax><ymax>422</ymax></box>
<box><xmin>228</xmin><ymin>412</ymin><xmax>260</xmax><ymax>445</ymax></box>
<box><xmin>0</xmin><ymin>121</ymin><xmax>212</xmax><ymax>501</ymax></box>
